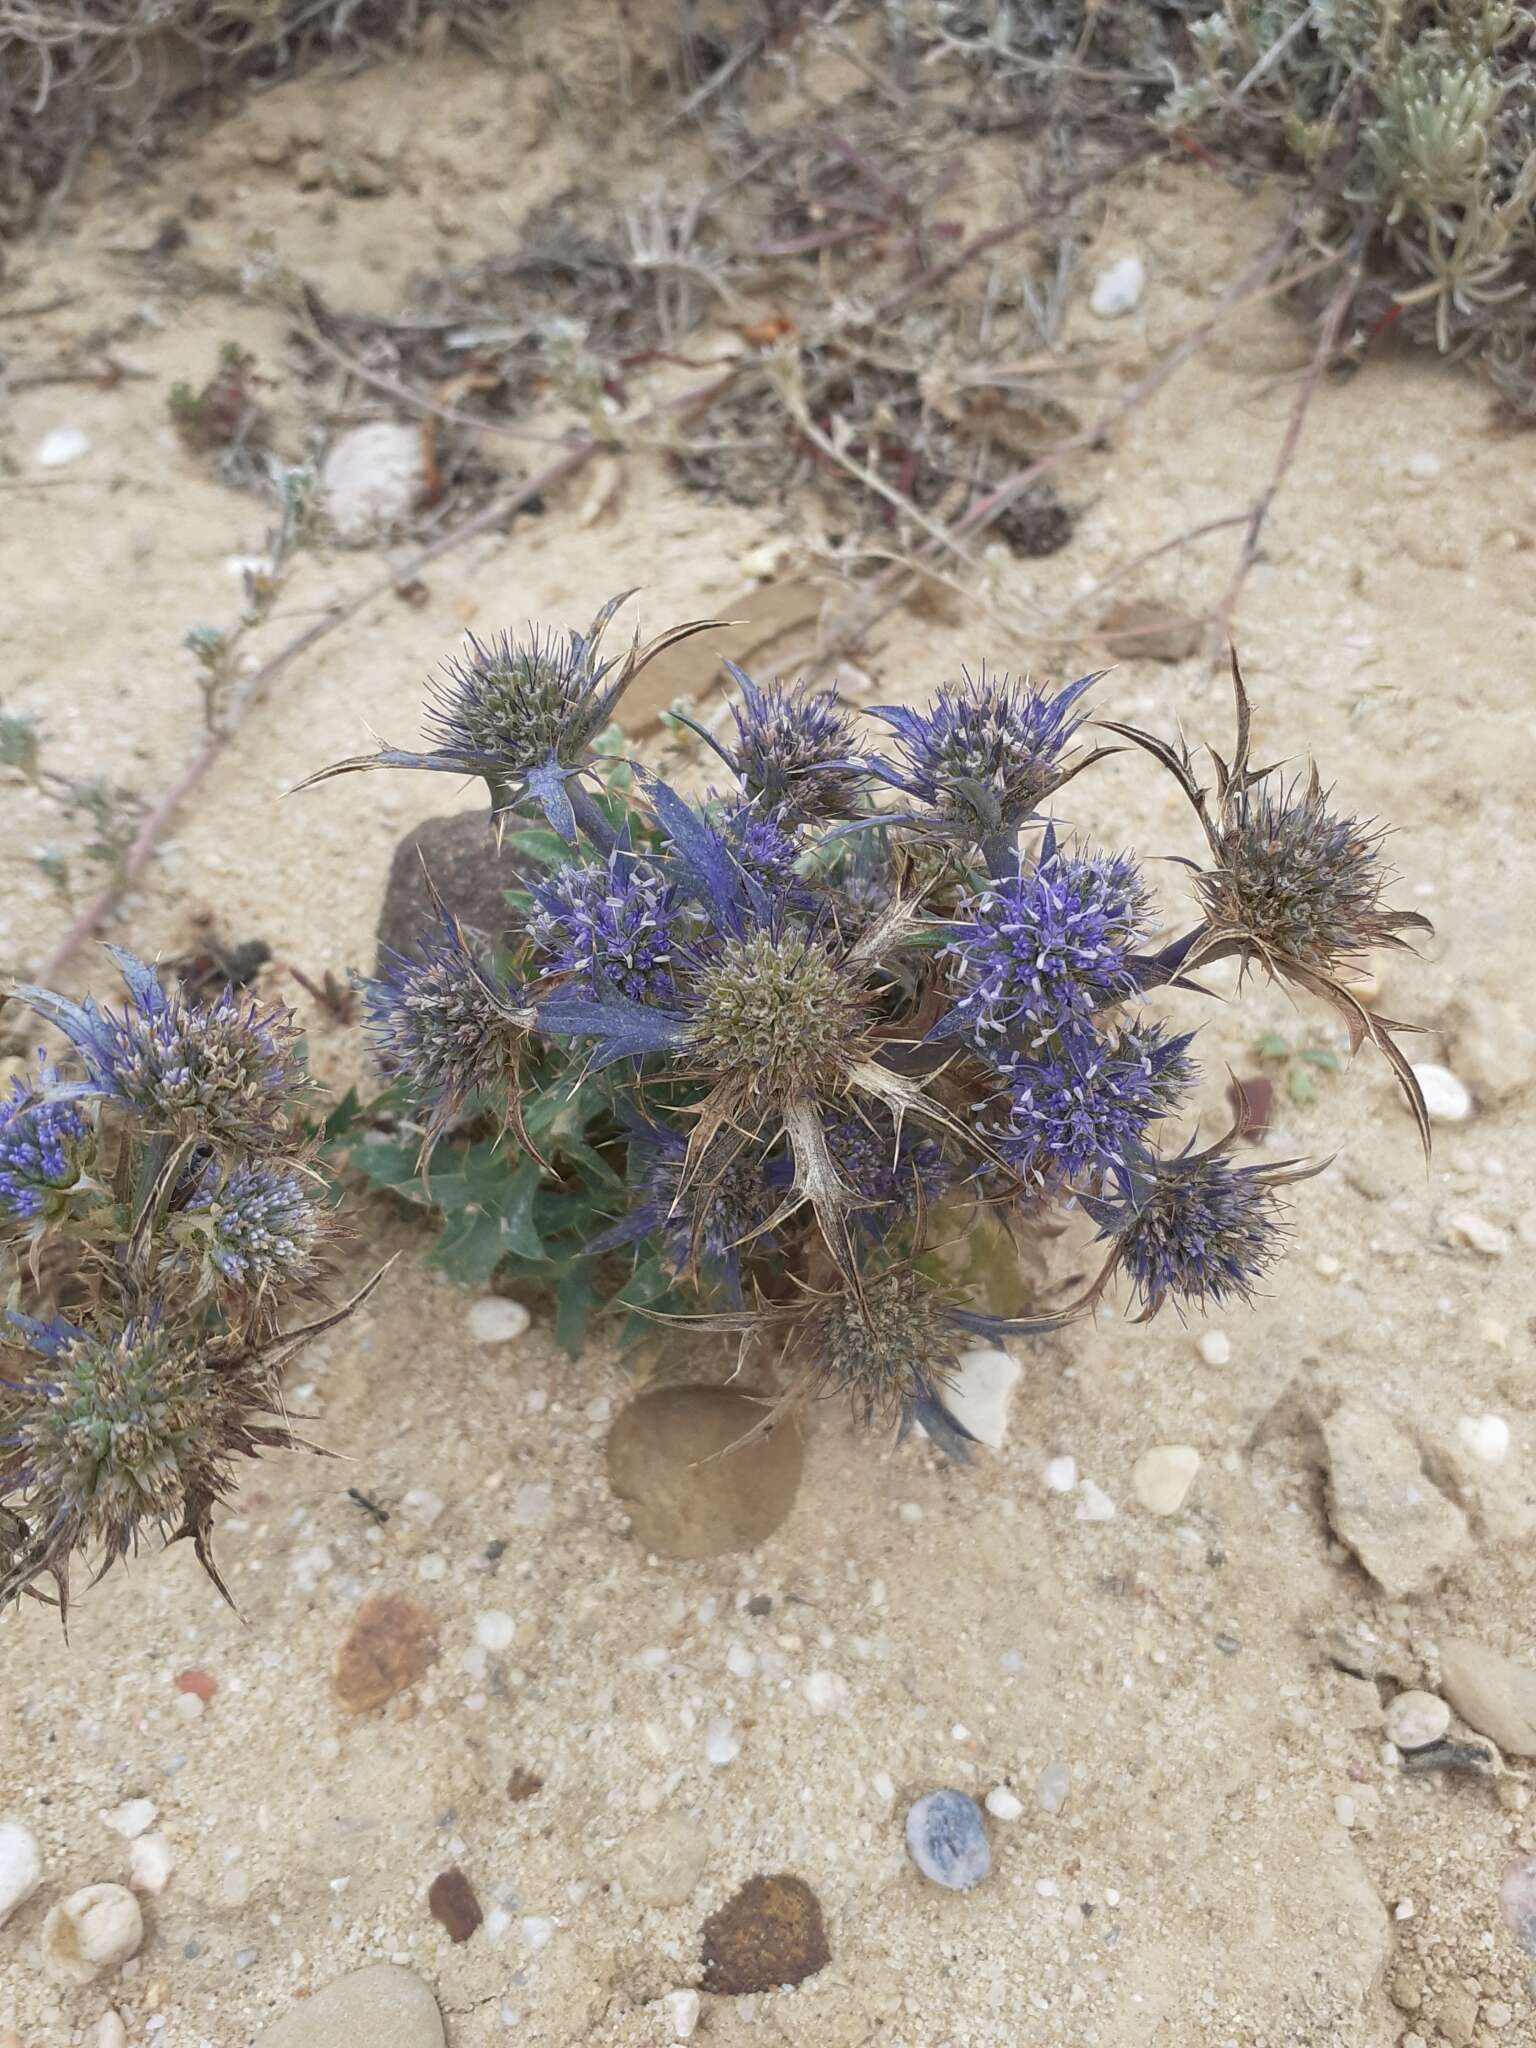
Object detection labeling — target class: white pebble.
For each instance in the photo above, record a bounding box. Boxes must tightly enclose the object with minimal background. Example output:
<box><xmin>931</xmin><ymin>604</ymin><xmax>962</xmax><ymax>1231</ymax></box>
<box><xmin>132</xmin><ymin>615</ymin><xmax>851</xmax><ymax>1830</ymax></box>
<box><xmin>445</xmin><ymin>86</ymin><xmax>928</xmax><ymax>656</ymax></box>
<box><xmin>41</xmin><ymin>1885</ymin><xmax>143</xmax><ymax>1984</ymax></box>
<box><xmin>1132</xmin><ymin>1444</ymin><xmax>1201</xmax><ymax>1518</ymax></box>
<box><xmin>1333</xmin><ymin>1794</ymin><xmax>1357</xmax><ymax>1829</ymax></box>
<box><xmin>665</xmin><ymin>1988</ymin><xmax>702</xmax><ymax>2040</ymax></box>
<box><xmin>1043</xmin><ymin>1455</ymin><xmax>1077</xmax><ymax>1494</ymax></box>
<box><xmin>1411</xmin><ymin>1063</ymin><xmax>1471</xmax><ymax>1122</ymax></box>
<box><xmin>221</xmin><ymin>1867</ymin><xmax>251</xmax><ymax>1908</ymax></box>
<box><xmin>401</xmin><ymin>1487</ymin><xmax>445</xmax><ymax>1526</ymax></box>
<box><xmin>1315</xmin><ymin>1253</ymin><xmax>1342</xmax><ymax>1278</ymax></box>
<box><xmin>173</xmin><ymin>1691</ymin><xmax>205</xmax><ymax>1722</ymax></box>
<box><xmin>101</xmin><ymin>1798</ymin><xmax>157</xmax><ymax>1841</ymax></box>
<box><xmin>475</xmin><ymin>1610</ymin><xmax>516</xmax><ymax>1651</ymax></box>
<box><xmin>705</xmin><ymin>1717</ymin><xmax>740</xmax><ymax>1766</ymax></box>
<box><xmin>1458</xmin><ymin>1413</ymin><xmax>1511</xmax><ymax>1464</ymax></box>
<box><xmin>128</xmin><ymin>1835</ymin><xmax>173</xmax><ymax>1896</ymax></box>
<box><xmin>1395</xmin><ymin>1897</ymin><xmax>1416</xmax><ymax>1920</ymax></box>
<box><xmin>984</xmin><ymin>1786</ymin><xmax>1024</xmax><ymax>1821</ymax></box>
<box><xmin>872</xmin><ymin>1772</ymin><xmax>896</xmax><ymax>1803</ymax></box>
<box><xmin>1090</xmin><ymin>254</ymin><xmax>1145</xmax><ymax>317</ymax></box>
<box><xmin>290</xmin><ymin>1543</ymin><xmax>333</xmax><ymax>1591</ymax></box>
<box><xmin>1038</xmin><ymin>1760</ymin><xmax>1070</xmax><ymax>1815</ymax></box>
<box><xmin>804</xmin><ymin>1669</ymin><xmax>848</xmax><ymax>1714</ymax></box>
<box><xmin>898</xmin><ymin>1501</ymin><xmax>923</xmax><ymax>1523</ymax></box>
<box><xmin>938</xmin><ymin>1346</ymin><xmax>1021</xmax><ymax>1448</ymax></box>
<box><xmin>1197</xmin><ymin>1330</ymin><xmax>1231</xmax><ymax>1367</ymax></box>
<box><xmin>1405</xmin><ymin>450</ymin><xmax>1442</xmax><ymax>480</ymax></box>
<box><xmin>1385</xmin><ymin>1690</ymin><xmax>1451</xmax><ymax>1752</ymax></box>
<box><xmin>97</xmin><ymin>2014</ymin><xmax>128</xmax><ymax>2048</ymax></box>
<box><xmin>1036</xmin><ymin>1877</ymin><xmax>1059</xmax><ymax>1897</ymax></box>
<box><xmin>1448</xmin><ymin>1211</ymin><xmax>1510</xmax><ymax>1258</ymax></box>
<box><xmin>36</xmin><ymin>426</ymin><xmax>91</xmax><ymax>468</ymax></box>
<box><xmin>467</xmin><ymin>1296</ymin><xmax>531</xmax><ymax>1345</ymax></box>
<box><xmin>0</xmin><ymin>1819</ymin><xmax>43</xmax><ymax>1925</ymax></box>
<box><xmin>1074</xmin><ymin>1480</ymin><xmax>1116</xmax><ymax>1522</ymax></box>
<box><xmin>726</xmin><ymin>1644</ymin><xmax>757</xmax><ymax>1679</ymax></box>
<box><xmin>417</xmin><ymin>1553</ymin><xmax>447</xmax><ymax>1582</ymax></box>
<box><xmin>521</xmin><ymin>1914</ymin><xmax>554</xmax><ymax>1950</ymax></box>
<box><xmin>585</xmin><ymin>1394</ymin><xmax>612</xmax><ymax>1423</ymax></box>
<box><xmin>484</xmin><ymin>1906</ymin><xmax>512</xmax><ymax>1943</ymax></box>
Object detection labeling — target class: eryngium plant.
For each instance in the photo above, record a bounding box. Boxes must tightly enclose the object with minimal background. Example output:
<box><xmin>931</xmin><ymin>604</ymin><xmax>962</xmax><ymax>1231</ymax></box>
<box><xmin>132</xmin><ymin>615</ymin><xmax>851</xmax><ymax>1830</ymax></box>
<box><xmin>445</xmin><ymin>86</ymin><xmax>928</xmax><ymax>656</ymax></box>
<box><xmin>0</xmin><ymin>951</ymin><xmax>378</xmax><ymax>1618</ymax></box>
<box><xmin>317</xmin><ymin>601</ymin><xmax>1429</xmax><ymax>1459</ymax></box>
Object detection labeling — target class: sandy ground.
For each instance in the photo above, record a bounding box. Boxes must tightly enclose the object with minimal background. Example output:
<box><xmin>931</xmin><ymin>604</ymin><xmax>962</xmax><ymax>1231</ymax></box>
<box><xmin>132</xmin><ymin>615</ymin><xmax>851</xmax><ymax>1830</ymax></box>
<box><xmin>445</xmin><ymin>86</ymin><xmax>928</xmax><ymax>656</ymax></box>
<box><xmin>3</xmin><ymin>19</ymin><xmax>1536</xmax><ymax>2048</ymax></box>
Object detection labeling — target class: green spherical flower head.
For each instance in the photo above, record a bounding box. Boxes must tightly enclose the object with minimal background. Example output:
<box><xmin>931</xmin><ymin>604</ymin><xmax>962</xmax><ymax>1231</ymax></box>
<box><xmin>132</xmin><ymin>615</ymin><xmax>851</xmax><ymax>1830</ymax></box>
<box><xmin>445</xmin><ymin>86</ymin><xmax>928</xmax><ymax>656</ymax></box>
<box><xmin>810</xmin><ymin>1269</ymin><xmax>960</xmax><ymax>1427</ymax></box>
<box><xmin>10</xmin><ymin>1317</ymin><xmax>217</xmax><ymax>1569</ymax></box>
<box><xmin>688</xmin><ymin>929</ymin><xmax>872</xmax><ymax>1103</ymax></box>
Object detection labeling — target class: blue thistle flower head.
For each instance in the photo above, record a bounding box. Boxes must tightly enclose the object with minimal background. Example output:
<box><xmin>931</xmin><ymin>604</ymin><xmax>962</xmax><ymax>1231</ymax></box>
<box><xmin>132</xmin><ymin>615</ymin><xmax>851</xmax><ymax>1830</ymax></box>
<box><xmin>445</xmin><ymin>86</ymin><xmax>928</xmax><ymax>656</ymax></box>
<box><xmin>721</xmin><ymin>802</ymin><xmax>800</xmax><ymax>895</ymax></box>
<box><xmin>176</xmin><ymin>1158</ymin><xmax>321</xmax><ymax>1294</ymax></box>
<box><xmin>862</xmin><ymin>667</ymin><xmax>1098</xmax><ymax>844</ymax></box>
<box><xmin>1076</xmin><ymin>1136</ymin><xmax>1307</xmax><ymax>1320</ymax></box>
<box><xmin>529</xmin><ymin>852</ymin><xmax>681</xmax><ymax>1002</ymax></box>
<box><xmin>991</xmin><ymin>1020</ymin><xmax>1195</xmax><ymax>1191</ymax></box>
<box><xmin>682</xmin><ymin>663</ymin><xmax>865</xmax><ymax>825</ymax></box>
<box><xmin>589</xmin><ymin>1113</ymin><xmax>778</xmax><ymax>1304</ymax></box>
<box><xmin>0</xmin><ymin>1059</ymin><xmax>96</xmax><ymax>1229</ymax></box>
<box><xmin>944</xmin><ymin>831</ymin><xmax>1154</xmax><ymax>1044</ymax></box>
<box><xmin>822</xmin><ymin>1111</ymin><xmax>950</xmax><ymax>1222</ymax></box>
<box><xmin>359</xmin><ymin>913</ymin><xmax>531</xmax><ymax>1141</ymax></box>
<box><xmin>10</xmin><ymin>948</ymin><xmax>304</xmax><ymax>1152</ymax></box>
<box><xmin>300</xmin><ymin>594</ymin><xmax>720</xmax><ymax>843</ymax></box>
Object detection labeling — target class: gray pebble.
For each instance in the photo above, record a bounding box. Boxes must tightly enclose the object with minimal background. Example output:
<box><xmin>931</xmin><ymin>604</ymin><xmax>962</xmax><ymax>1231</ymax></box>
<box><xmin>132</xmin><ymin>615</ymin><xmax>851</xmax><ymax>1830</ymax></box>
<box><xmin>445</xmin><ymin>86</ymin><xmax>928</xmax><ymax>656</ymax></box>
<box><xmin>1038</xmin><ymin>1760</ymin><xmax>1070</xmax><ymax>1815</ymax></box>
<box><xmin>905</xmin><ymin>1790</ymin><xmax>991</xmax><ymax>1890</ymax></box>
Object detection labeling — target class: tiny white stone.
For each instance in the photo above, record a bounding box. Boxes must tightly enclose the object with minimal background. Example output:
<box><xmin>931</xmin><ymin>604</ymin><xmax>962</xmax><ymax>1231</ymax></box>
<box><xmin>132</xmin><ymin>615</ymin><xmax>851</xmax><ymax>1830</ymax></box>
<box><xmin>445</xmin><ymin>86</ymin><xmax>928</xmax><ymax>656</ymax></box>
<box><xmin>128</xmin><ymin>1834</ymin><xmax>173</xmax><ymax>1896</ymax></box>
<box><xmin>41</xmin><ymin>1884</ymin><xmax>143</xmax><ymax>1984</ymax></box>
<box><xmin>467</xmin><ymin>1296</ymin><xmax>531</xmax><ymax>1344</ymax></box>
<box><xmin>1075</xmin><ymin>1479</ymin><xmax>1116</xmax><ymax>1522</ymax></box>
<box><xmin>585</xmin><ymin>1394</ymin><xmax>613</xmax><ymax>1422</ymax></box>
<box><xmin>872</xmin><ymin>1771</ymin><xmax>896</xmax><ymax>1803</ymax></box>
<box><xmin>401</xmin><ymin>1487</ymin><xmax>445</xmax><ymax>1526</ymax></box>
<box><xmin>484</xmin><ymin>1906</ymin><xmax>512</xmax><ymax>1943</ymax></box>
<box><xmin>1411</xmin><ymin>1063</ymin><xmax>1471</xmax><ymax>1122</ymax></box>
<box><xmin>804</xmin><ymin>1669</ymin><xmax>849</xmax><ymax>1713</ymax></box>
<box><xmin>1132</xmin><ymin>1444</ymin><xmax>1201</xmax><ymax>1518</ymax></box>
<box><xmin>101</xmin><ymin>1799</ymin><xmax>157</xmax><ymax>1841</ymax></box>
<box><xmin>1197</xmin><ymin>1330</ymin><xmax>1231</xmax><ymax>1367</ymax></box>
<box><xmin>1043</xmin><ymin>1455</ymin><xmax>1078</xmax><ymax>1494</ymax></box>
<box><xmin>1090</xmin><ymin>254</ymin><xmax>1145</xmax><ymax>318</ymax></box>
<box><xmin>221</xmin><ymin>1866</ymin><xmax>251</xmax><ymax>1907</ymax></box>
<box><xmin>1333</xmin><ymin>1794</ymin><xmax>1357</xmax><ymax>1829</ymax></box>
<box><xmin>1038</xmin><ymin>1760</ymin><xmax>1070</xmax><ymax>1815</ymax></box>
<box><xmin>985</xmin><ymin>1786</ymin><xmax>1024</xmax><ymax>1821</ymax></box>
<box><xmin>417</xmin><ymin>1552</ymin><xmax>447</xmax><ymax>1582</ymax></box>
<box><xmin>521</xmin><ymin>1914</ymin><xmax>555</xmax><ymax>1950</ymax></box>
<box><xmin>1448</xmin><ymin>1211</ymin><xmax>1510</xmax><ymax>1258</ymax></box>
<box><xmin>97</xmin><ymin>2014</ymin><xmax>128</xmax><ymax>2048</ymax></box>
<box><xmin>0</xmin><ymin>1819</ymin><xmax>43</xmax><ymax>1925</ymax></box>
<box><xmin>705</xmin><ymin>1717</ymin><xmax>740</xmax><ymax>1766</ymax></box>
<box><xmin>1036</xmin><ymin>1877</ymin><xmax>1060</xmax><ymax>1897</ymax></box>
<box><xmin>665</xmin><ymin>1988</ymin><xmax>702</xmax><ymax>2040</ymax></box>
<box><xmin>475</xmin><ymin>1610</ymin><xmax>516</xmax><ymax>1651</ymax></box>
<box><xmin>1457</xmin><ymin>1413</ymin><xmax>1511</xmax><ymax>1464</ymax></box>
<box><xmin>1406</xmin><ymin>450</ymin><xmax>1442</xmax><ymax>480</ymax></box>
<box><xmin>1385</xmin><ymin>1690</ymin><xmax>1451</xmax><ymax>1752</ymax></box>
<box><xmin>173</xmin><ymin>1690</ymin><xmax>205</xmax><ymax>1722</ymax></box>
<box><xmin>36</xmin><ymin>426</ymin><xmax>91</xmax><ymax>468</ymax></box>
<box><xmin>1395</xmin><ymin>1897</ymin><xmax>1416</xmax><ymax>1920</ymax></box>
<box><xmin>726</xmin><ymin>1643</ymin><xmax>757</xmax><ymax>1679</ymax></box>
<box><xmin>1314</xmin><ymin>1252</ymin><xmax>1343</xmax><ymax>1278</ymax></box>
<box><xmin>951</xmin><ymin>1722</ymin><xmax>971</xmax><ymax>1743</ymax></box>
<box><xmin>898</xmin><ymin>1501</ymin><xmax>923</xmax><ymax>1523</ymax></box>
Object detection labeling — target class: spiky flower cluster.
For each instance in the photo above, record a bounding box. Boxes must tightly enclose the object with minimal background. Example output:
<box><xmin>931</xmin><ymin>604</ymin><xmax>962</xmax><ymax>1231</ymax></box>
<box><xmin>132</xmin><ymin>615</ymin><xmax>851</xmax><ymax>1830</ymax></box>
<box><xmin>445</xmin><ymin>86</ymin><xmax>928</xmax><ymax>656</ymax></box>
<box><xmin>312</xmin><ymin>595</ymin><xmax>1429</xmax><ymax>1468</ymax></box>
<box><xmin>2</xmin><ymin>947</ymin><xmax>372</xmax><ymax>1620</ymax></box>
<box><xmin>0</xmin><ymin>1063</ymin><xmax>95</xmax><ymax>1227</ymax></box>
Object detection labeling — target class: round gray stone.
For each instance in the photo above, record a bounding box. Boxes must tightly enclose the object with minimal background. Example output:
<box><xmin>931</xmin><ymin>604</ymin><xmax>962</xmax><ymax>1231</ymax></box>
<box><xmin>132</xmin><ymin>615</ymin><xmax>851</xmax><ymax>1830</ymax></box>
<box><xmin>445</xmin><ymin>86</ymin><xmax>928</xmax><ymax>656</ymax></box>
<box><xmin>251</xmin><ymin>1964</ymin><xmax>444</xmax><ymax>2048</ymax></box>
<box><xmin>905</xmin><ymin>1789</ymin><xmax>991</xmax><ymax>1890</ymax></box>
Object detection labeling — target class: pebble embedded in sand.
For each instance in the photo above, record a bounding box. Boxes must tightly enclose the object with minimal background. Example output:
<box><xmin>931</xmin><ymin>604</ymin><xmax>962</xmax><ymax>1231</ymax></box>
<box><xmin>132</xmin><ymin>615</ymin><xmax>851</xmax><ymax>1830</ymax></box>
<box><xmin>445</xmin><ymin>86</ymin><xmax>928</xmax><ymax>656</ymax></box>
<box><xmin>0</xmin><ymin>1820</ymin><xmax>43</xmax><ymax>1926</ymax></box>
<box><xmin>804</xmin><ymin>1669</ymin><xmax>848</xmax><ymax>1714</ymax></box>
<box><xmin>1410</xmin><ymin>1062</ymin><xmax>1471</xmax><ymax>1122</ymax></box>
<box><xmin>984</xmin><ymin>1786</ymin><xmax>1024</xmax><ymax>1821</ymax></box>
<box><xmin>36</xmin><ymin>426</ymin><xmax>91</xmax><ymax>468</ymax></box>
<box><xmin>101</xmin><ymin>1798</ymin><xmax>157</xmax><ymax>1841</ymax></box>
<box><xmin>705</xmin><ymin>1717</ymin><xmax>740</xmax><ymax>1766</ymax></box>
<box><xmin>605</xmin><ymin>1385</ymin><xmax>802</xmax><ymax>1559</ymax></box>
<box><xmin>1198</xmin><ymin>1330</ymin><xmax>1231</xmax><ymax>1367</ymax></box>
<box><xmin>614</xmin><ymin>1813</ymin><xmax>709</xmax><ymax>1909</ymax></box>
<box><xmin>1439</xmin><ymin>1639</ymin><xmax>1536</xmax><ymax>1757</ymax></box>
<box><xmin>1384</xmin><ymin>1691</ymin><xmax>1451</xmax><ymax>1752</ymax></box>
<box><xmin>936</xmin><ymin>1346</ymin><xmax>1021</xmax><ymax>1448</ymax></box>
<box><xmin>1090</xmin><ymin>255</ymin><xmax>1145</xmax><ymax>317</ymax></box>
<box><xmin>664</xmin><ymin>1988</ymin><xmax>701</xmax><ymax>2040</ymax></box>
<box><xmin>1448</xmin><ymin>1212</ymin><xmax>1510</xmax><ymax>1257</ymax></box>
<box><xmin>1133</xmin><ymin>1444</ymin><xmax>1201</xmax><ymax>1517</ymax></box>
<box><xmin>250</xmin><ymin>1963</ymin><xmax>445</xmax><ymax>2047</ymax></box>
<box><xmin>40</xmin><ymin>1884</ymin><xmax>143</xmax><ymax>1984</ymax></box>
<box><xmin>1075</xmin><ymin>1479</ymin><xmax>1116</xmax><ymax>1522</ymax></box>
<box><xmin>466</xmin><ymin>1296</ymin><xmax>530</xmax><ymax>1345</ymax></box>
<box><xmin>1043</xmin><ymin>1455</ymin><xmax>1077</xmax><ymax>1494</ymax></box>
<box><xmin>905</xmin><ymin>1790</ymin><xmax>991</xmax><ymax>1890</ymax></box>
<box><xmin>1038</xmin><ymin>1760</ymin><xmax>1070</xmax><ymax>1815</ymax></box>
<box><xmin>474</xmin><ymin>1610</ymin><xmax>515</xmax><ymax>1652</ymax></box>
<box><xmin>1458</xmin><ymin>1414</ymin><xmax>1511</xmax><ymax>1464</ymax></box>
<box><xmin>128</xmin><ymin>1834</ymin><xmax>174</xmax><ymax>1896</ymax></box>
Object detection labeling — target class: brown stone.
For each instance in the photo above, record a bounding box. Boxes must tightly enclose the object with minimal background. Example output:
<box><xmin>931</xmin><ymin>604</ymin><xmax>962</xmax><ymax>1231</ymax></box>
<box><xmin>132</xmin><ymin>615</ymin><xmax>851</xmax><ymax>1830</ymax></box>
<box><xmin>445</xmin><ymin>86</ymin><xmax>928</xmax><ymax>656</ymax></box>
<box><xmin>606</xmin><ymin>1386</ymin><xmax>802</xmax><ymax>1560</ymax></box>
<box><xmin>427</xmin><ymin>1866</ymin><xmax>482</xmax><ymax>1944</ymax></box>
<box><xmin>374</xmin><ymin>812</ymin><xmax>529</xmax><ymax>975</ymax></box>
<box><xmin>700</xmin><ymin>1873</ymin><xmax>830</xmax><ymax>1995</ymax></box>
<box><xmin>506</xmin><ymin>1768</ymin><xmax>544</xmax><ymax>1803</ymax></box>
<box><xmin>332</xmin><ymin>1594</ymin><xmax>439</xmax><ymax>1713</ymax></box>
<box><xmin>1100</xmin><ymin>598</ymin><xmax>1205</xmax><ymax>664</ymax></box>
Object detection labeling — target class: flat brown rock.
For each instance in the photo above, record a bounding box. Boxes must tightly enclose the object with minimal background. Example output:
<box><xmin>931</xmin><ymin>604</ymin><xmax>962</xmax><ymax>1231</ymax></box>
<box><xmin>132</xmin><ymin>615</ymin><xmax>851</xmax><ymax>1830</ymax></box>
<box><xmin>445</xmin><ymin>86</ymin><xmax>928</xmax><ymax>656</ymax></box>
<box><xmin>333</xmin><ymin>1594</ymin><xmax>440</xmax><ymax>1713</ymax></box>
<box><xmin>1440</xmin><ymin>1639</ymin><xmax>1536</xmax><ymax>1757</ymax></box>
<box><xmin>606</xmin><ymin>1385</ymin><xmax>802</xmax><ymax>1560</ymax></box>
<box><xmin>701</xmin><ymin>1872</ymin><xmax>830</xmax><ymax>1995</ymax></box>
<box><xmin>427</xmin><ymin>1866</ymin><xmax>482</xmax><ymax>1944</ymax></box>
